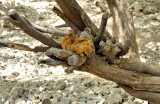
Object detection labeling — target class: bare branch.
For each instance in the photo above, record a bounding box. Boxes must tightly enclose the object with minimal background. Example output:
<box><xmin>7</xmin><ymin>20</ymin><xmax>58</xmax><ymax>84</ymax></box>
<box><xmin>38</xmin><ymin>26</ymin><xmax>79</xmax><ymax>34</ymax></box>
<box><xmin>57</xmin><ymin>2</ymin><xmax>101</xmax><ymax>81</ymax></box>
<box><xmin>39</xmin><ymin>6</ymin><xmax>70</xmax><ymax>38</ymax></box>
<box><xmin>99</xmin><ymin>40</ymin><xmax>121</xmax><ymax>63</ymax></box>
<box><xmin>81</xmin><ymin>13</ymin><xmax>98</xmax><ymax>37</ymax></box>
<box><xmin>94</xmin><ymin>14</ymin><xmax>108</xmax><ymax>44</ymax></box>
<box><xmin>52</xmin><ymin>6</ymin><xmax>81</xmax><ymax>35</ymax></box>
<box><xmin>68</xmin><ymin>54</ymin><xmax>86</xmax><ymax>66</ymax></box>
<box><xmin>114</xmin><ymin>58</ymin><xmax>160</xmax><ymax>76</ymax></box>
<box><xmin>118</xmin><ymin>84</ymin><xmax>160</xmax><ymax>103</ymax></box>
<box><xmin>117</xmin><ymin>40</ymin><xmax>132</xmax><ymax>57</ymax></box>
<box><xmin>78</xmin><ymin>57</ymin><xmax>160</xmax><ymax>92</ymax></box>
<box><xmin>8</xmin><ymin>9</ymin><xmax>59</xmax><ymax>48</ymax></box>
<box><xmin>106</xmin><ymin>0</ymin><xmax>139</xmax><ymax>59</ymax></box>
<box><xmin>45</xmin><ymin>48</ymin><xmax>75</xmax><ymax>60</ymax></box>
<box><xmin>95</xmin><ymin>1</ymin><xmax>108</xmax><ymax>13</ymax></box>
<box><xmin>45</xmin><ymin>48</ymin><xmax>86</xmax><ymax>73</ymax></box>
<box><xmin>0</xmin><ymin>41</ymin><xmax>49</xmax><ymax>52</ymax></box>
<box><xmin>39</xmin><ymin>58</ymin><xmax>67</xmax><ymax>66</ymax></box>
<box><xmin>22</xmin><ymin>17</ymin><xmax>67</xmax><ymax>37</ymax></box>
<box><xmin>45</xmin><ymin>48</ymin><xmax>86</xmax><ymax>66</ymax></box>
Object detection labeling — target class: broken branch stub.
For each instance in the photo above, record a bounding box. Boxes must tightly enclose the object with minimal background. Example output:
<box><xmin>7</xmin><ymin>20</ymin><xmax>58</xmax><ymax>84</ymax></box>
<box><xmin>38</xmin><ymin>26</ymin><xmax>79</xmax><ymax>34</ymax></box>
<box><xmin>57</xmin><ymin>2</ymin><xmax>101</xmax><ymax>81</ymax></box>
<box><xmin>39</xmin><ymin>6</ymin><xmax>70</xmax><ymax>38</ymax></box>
<box><xmin>117</xmin><ymin>40</ymin><xmax>132</xmax><ymax>57</ymax></box>
<box><xmin>45</xmin><ymin>48</ymin><xmax>86</xmax><ymax>67</ymax></box>
<box><xmin>99</xmin><ymin>40</ymin><xmax>121</xmax><ymax>63</ymax></box>
<box><xmin>95</xmin><ymin>14</ymin><xmax>108</xmax><ymax>44</ymax></box>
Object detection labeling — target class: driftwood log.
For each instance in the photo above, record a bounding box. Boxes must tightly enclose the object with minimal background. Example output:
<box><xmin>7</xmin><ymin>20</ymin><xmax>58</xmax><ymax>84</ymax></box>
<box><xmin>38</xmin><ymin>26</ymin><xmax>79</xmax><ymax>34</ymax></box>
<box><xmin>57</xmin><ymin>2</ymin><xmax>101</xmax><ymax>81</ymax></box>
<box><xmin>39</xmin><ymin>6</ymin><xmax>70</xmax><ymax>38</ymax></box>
<box><xmin>0</xmin><ymin>0</ymin><xmax>160</xmax><ymax>103</ymax></box>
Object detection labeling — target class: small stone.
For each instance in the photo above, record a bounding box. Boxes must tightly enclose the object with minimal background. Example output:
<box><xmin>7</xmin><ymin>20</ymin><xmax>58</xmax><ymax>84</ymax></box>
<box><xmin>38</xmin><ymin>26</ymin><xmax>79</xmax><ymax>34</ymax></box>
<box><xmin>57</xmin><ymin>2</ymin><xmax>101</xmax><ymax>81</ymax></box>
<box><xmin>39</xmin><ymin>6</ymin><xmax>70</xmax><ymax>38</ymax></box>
<box><xmin>60</xmin><ymin>97</ymin><xmax>70</xmax><ymax>104</ymax></box>
<box><xmin>8</xmin><ymin>55</ymin><xmax>15</xmax><ymax>59</ymax></box>
<box><xmin>72</xmin><ymin>78</ymin><xmax>82</xmax><ymax>85</ymax></box>
<box><xmin>134</xmin><ymin>2</ymin><xmax>143</xmax><ymax>12</ymax></box>
<box><xmin>42</xmin><ymin>99</ymin><xmax>51</xmax><ymax>104</ymax></box>
<box><xmin>12</xmin><ymin>72</ymin><xmax>19</xmax><ymax>77</ymax></box>
<box><xmin>143</xmin><ymin>6</ymin><xmax>159</xmax><ymax>14</ymax></box>
<box><xmin>71</xmin><ymin>101</ymin><xmax>79</xmax><ymax>104</ymax></box>
<box><xmin>39</xmin><ymin>86</ymin><xmax>44</xmax><ymax>92</ymax></box>
<box><xmin>50</xmin><ymin>98</ymin><xmax>58</xmax><ymax>104</ymax></box>
<box><xmin>77</xmin><ymin>84</ymin><xmax>88</xmax><ymax>92</ymax></box>
<box><xmin>82</xmin><ymin>79</ymin><xmax>93</xmax><ymax>87</ymax></box>
<box><xmin>28</xmin><ymin>94</ymin><xmax>34</xmax><ymax>101</ymax></box>
<box><xmin>53</xmin><ymin>92</ymin><xmax>62</xmax><ymax>102</ymax></box>
<box><xmin>134</xmin><ymin>98</ymin><xmax>143</xmax><ymax>104</ymax></box>
<box><xmin>15</xmin><ymin>98</ymin><xmax>25</xmax><ymax>104</ymax></box>
<box><xmin>26</xmin><ymin>101</ymin><xmax>32</xmax><ymax>104</ymax></box>
<box><xmin>150</xmin><ymin>16</ymin><xmax>157</xmax><ymax>20</ymax></box>
<box><xmin>157</xmin><ymin>15</ymin><xmax>160</xmax><ymax>22</ymax></box>
<box><xmin>86</xmin><ymin>100</ymin><xmax>94</xmax><ymax>104</ymax></box>
<box><xmin>122</xmin><ymin>100</ymin><xmax>133</xmax><ymax>104</ymax></box>
<box><xmin>110</xmin><ymin>88</ymin><xmax>121</xmax><ymax>94</ymax></box>
<box><xmin>56</xmin><ymin>80</ymin><xmax>66</xmax><ymax>90</ymax></box>
<box><xmin>107</xmin><ymin>93</ymin><xmax>122</xmax><ymax>104</ymax></box>
<box><xmin>68</xmin><ymin>94</ymin><xmax>76</xmax><ymax>102</ymax></box>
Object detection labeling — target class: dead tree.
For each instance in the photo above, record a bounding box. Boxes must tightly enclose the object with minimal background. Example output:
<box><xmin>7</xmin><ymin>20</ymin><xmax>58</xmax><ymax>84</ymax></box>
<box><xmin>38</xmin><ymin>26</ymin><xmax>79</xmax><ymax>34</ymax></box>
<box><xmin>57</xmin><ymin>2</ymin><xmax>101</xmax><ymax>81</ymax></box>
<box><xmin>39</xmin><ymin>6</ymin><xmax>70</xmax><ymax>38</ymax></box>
<box><xmin>1</xmin><ymin>0</ymin><xmax>160</xmax><ymax>103</ymax></box>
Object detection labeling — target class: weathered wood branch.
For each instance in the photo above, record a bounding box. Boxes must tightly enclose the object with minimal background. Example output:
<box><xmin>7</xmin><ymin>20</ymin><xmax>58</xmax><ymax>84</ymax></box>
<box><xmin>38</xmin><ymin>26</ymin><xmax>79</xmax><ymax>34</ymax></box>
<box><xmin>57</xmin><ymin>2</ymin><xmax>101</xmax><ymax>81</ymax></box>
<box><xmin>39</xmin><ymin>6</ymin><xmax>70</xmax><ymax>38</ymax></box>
<box><xmin>22</xmin><ymin>17</ymin><xmax>67</xmax><ymax>37</ymax></box>
<box><xmin>8</xmin><ymin>9</ymin><xmax>59</xmax><ymax>48</ymax></box>
<box><xmin>0</xmin><ymin>41</ymin><xmax>49</xmax><ymax>52</ymax></box>
<box><xmin>95</xmin><ymin>1</ymin><xmax>108</xmax><ymax>13</ymax></box>
<box><xmin>45</xmin><ymin>48</ymin><xmax>87</xmax><ymax>73</ymax></box>
<box><xmin>106</xmin><ymin>0</ymin><xmax>139</xmax><ymax>59</ymax></box>
<box><xmin>55</xmin><ymin>0</ymin><xmax>99</xmax><ymax>37</ymax></box>
<box><xmin>55</xmin><ymin>0</ymin><xmax>86</xmax><ymax>30</ymax></box>
<box><xmin>99</xmin><ymin>40</ymin><xmax>121</xmax><ymax>63</ymax></box>
<box><xmin>119</xmin><ymin>84</ymin><xmax>160</xmax><ymax>103</ymax></box>
<box><xmin>39</xmin><ymin>58</ymin><xmax>67</xmax><ymax>66</ymax></box>
<box><xmin>114</xmin><ymin>58</ymin><xmax>160</xmax><ymax>76</ymax></box>
<box><xmin>94</xmin><ymin>14</ymin><xmax>108</xmax><ymax>44</ymax></box>
<box><xmin>45</xmin><ymin>48</ymin><xmax>86</xmax><ymax>66</ymax></box>
<box><xmin>78</xmin><ymin>57</ymin><xmax>160</xmax><ymax>93</ymax></box>
<box><xmin>117</xmin><ymin>40</ymin><xmax>132</xmax><ymax>57</ymax></box>
<box><xmin>53</xmin><ymin>6</ymin><xmax>81</xmax><ymax>35</ymax></box>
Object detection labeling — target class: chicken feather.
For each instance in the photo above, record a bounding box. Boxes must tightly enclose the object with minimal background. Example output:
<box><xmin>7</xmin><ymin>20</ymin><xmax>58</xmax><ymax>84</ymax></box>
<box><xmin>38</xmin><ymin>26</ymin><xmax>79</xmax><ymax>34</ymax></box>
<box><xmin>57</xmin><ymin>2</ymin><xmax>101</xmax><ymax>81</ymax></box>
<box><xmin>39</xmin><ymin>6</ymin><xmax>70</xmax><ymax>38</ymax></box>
<box><xmin>61</xmin><ymin>29</ymin><xmax>93</xmax><ymax>57</ymax></box>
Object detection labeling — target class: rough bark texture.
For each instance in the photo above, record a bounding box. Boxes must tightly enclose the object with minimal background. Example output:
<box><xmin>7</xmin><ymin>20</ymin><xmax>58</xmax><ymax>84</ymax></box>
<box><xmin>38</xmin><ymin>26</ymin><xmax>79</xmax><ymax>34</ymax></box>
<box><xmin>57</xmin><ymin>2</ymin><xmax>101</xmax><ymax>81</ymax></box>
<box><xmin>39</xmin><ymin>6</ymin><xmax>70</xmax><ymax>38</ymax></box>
<box><xmin>55</xmin><ymin>0</ymin><xmax>99</xmax><ymax>37</ymax></box>
<box><xmin>8</xmin><ymin>9</ymin><xmax>60</xmax><ymax>48</ymax></box>
<box><xmin>106</xmin><ymin>0</ymin><xmax>139</xmax><ymax>59</ymax></box>
<box><xmin>78</xmin><ymin>57</ymin><xmax>160</xmax><ymax>93</ymax></box>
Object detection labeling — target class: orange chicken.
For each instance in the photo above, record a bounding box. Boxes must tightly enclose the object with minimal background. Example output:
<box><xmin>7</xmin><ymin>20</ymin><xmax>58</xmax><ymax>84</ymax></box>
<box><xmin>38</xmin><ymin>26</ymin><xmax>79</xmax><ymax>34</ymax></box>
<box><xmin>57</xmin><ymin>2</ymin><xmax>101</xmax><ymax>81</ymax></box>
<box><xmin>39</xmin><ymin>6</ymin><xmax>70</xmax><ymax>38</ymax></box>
<box><xmin>61</xmin><ymin>29</ymin><xmax>93</xmax><ymax>57</ymax></box>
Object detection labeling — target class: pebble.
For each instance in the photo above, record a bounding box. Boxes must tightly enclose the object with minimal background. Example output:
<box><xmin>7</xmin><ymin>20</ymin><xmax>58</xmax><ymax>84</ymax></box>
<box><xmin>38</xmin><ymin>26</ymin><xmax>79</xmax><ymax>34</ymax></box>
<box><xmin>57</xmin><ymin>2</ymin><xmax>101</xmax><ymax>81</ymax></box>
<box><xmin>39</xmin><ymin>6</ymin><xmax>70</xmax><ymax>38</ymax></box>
<box><xmin>107</xmin><ymin>93</ymin><xmax>122</xmax><ymax>104</ymax></box>
<box><xmin>143</xmin><ymin>6</ymin><xmax>159</xmax><ymax>14</ymax></box>
<box><xmin>15</xmin><ymin>98</ymin><xmax>26</xmax><ymax>104</ymax></box>
<box><xmin>134</xmin><ymin>2</ymin><xmax>143</xmax><ymax>12</ymax></box>
<box><xmin>56</xmin><ymin>80</ymin><xmax>66</xmax><ymax>90</ymax></box>
<box><xmin>42</xmin><ymin>99</ymin><xmax>51</xmax><ymax>104</ymax></box>
<box><xmin>28</xmin><ymin>94</ymin><xmax>34</xmax><ymax>101</ymax></box>
<box><xmin>157</xmin><ymin>15</ymin><xmax>160</xmax><ymax>22</ymax></box>
<box><xmin>60</xmin><ymin>96</ymin><xmax>70</xmax><ymax>104</ymax></box>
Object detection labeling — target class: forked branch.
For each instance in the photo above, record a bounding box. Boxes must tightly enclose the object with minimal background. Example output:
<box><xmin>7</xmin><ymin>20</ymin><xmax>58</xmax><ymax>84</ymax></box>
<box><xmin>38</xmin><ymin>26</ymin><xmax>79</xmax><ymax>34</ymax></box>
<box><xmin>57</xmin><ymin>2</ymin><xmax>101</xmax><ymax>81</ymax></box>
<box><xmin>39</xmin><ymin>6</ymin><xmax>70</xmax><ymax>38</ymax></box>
<box><xmin>8</xmin><ymin>9</ymin><xmax>59</xmax><ymax>48</ymax></box>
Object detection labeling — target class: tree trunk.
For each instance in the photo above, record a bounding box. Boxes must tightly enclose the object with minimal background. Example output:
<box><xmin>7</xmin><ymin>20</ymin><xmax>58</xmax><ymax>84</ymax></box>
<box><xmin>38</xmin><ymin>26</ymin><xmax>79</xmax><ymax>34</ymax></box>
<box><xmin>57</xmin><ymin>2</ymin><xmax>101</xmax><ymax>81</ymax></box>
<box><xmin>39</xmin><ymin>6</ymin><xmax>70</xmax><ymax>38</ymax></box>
<box><xmin>106</xmin><ymin>0</ymin><xmax>139</xmax><ymax>59</ymax></box>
